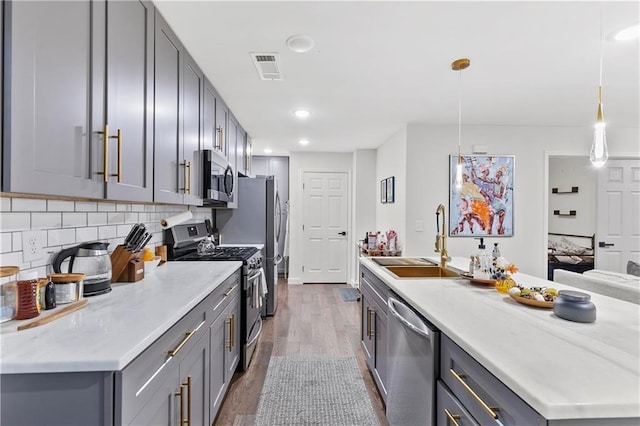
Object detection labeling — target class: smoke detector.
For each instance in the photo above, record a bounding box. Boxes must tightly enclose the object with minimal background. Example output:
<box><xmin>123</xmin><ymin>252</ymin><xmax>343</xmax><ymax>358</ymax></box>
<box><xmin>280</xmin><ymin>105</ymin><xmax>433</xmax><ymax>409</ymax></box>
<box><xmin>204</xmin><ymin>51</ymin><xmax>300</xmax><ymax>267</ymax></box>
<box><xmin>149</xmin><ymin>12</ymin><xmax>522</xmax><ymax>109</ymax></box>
<box><xmin>250</xmin><ymin>53</ymin><xmax>283</xmax><ymax>80</ymax></box>
<box><xmin>286</xmin><ymin>34</ymin><xmax>315</xmax><ymax>53</ymax></box>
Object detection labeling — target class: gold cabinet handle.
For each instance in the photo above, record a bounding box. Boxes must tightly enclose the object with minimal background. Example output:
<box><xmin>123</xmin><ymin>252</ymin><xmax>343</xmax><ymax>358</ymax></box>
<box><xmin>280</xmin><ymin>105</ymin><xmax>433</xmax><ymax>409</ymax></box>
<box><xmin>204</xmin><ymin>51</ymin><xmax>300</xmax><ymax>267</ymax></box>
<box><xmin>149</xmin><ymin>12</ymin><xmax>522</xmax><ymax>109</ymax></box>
<box><xmin>365</xmin><ymin>306</ymin><xmax>371</xmax><ymax>340</ymax></box>
<box><xmin>226</xmin><ymin>316</ymin><xmax>232</xmax><ymax>351</ymax></box>
<box><xmin>175</xmin><ymin>382</ymin><xmax>185</xmax><ymax>425</ymax></box>
<box><xmin>113</xmin><ymin>128</ymin><xmax>122</xmax><ymax>183</ymax></box>
<box><xmin>450</xmin><ymin>368</ymin><xmax>499</xmax><ymax>419</ymax></box>
<box><xmin>444</xmin><ymin>408</ymin><xmax>461</xmax><ymax>426</ymax></box>
<box><xmin>186</xmin><ymin>160</ymin><xmax>191</xmax><ymax>194</ymax></box>
<box><xmin>185</xmin><ymin>375</ymin><xmax>192</xmax><ymax>426</ymax></box>
<box><xmin>96</xmin><ymin>125</ymin><xmax>121</xmax><ymax>182</ymax></box>
<box><xmin>181</xmin><ymin>161</ymin><xmax>189</xmax><ymax>194</ymax></box>
<box><xmin>216</xmin><ymin>125</ymin><xmax>225</xmax><ymax>152</ymax></box>
<box><xmin>224</xmin><ymin>284</ymin><xmax>238</xmax><ymax>297</ymax></box>
<box><xmin>168</xmin><ymin>320</ymin><xmax>205</xmax><ymax>357</ymax></box>
<box><xmin>367</xmin><ymin>307</ymin><xmax>376</xmax><ymax>339</ymax></box>
<box><xmin>231</xmin><ymin>313</ymin><xmax>235</xmax><ymax>350</ymax></box>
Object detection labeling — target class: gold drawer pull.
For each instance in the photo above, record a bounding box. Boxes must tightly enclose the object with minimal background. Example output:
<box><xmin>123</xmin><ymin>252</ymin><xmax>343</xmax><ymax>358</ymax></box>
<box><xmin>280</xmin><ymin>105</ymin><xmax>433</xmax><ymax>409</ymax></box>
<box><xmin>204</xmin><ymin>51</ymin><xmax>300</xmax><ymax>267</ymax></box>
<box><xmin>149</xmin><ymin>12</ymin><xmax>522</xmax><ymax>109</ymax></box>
<box><xmin>175</xmin><ymin>382</ymin><xmax>185</xmax><ymax>424</ymax></box>
<box><xmin>168</xmin><ymin>320</ymin><xmax>205</xmax><ymax>357</ymax></box>
<box><xmin>444</xmin><ymin>408</ymin><xmax>461</xmax><ymax>426</ymax></box>
<box><xmin>224</xmin><ymin>284</ymin><xmax>238</xmax><ymax>297</ymax></box>
<box><xmin>367</xmin><ymin>308</ymin><xmax>376</xmax><ymax>338</ymax></box>
<box><xmin>450</xmin><ymin>368</ymin><xmax>499</xmax><ymax>419</ymax></box>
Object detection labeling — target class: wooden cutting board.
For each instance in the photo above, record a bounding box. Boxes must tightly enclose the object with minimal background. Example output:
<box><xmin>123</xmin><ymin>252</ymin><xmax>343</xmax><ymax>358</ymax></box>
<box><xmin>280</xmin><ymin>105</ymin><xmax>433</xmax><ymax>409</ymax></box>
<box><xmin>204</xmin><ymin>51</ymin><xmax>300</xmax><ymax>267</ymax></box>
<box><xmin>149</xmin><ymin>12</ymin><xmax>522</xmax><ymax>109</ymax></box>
<box><xmin>17</xmin><ymin>299</ymin><xmax>89</xmax><ymax>331</ymax></box>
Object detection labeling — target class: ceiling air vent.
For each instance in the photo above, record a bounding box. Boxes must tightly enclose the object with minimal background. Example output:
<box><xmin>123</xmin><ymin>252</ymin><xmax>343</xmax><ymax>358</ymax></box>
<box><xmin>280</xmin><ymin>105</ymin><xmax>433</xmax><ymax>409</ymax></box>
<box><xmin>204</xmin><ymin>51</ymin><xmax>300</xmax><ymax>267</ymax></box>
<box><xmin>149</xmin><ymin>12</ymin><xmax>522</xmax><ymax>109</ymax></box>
<box><xmin>250</xmin><ymin>53</ymin><xmax>283</xmax><ymax>81</ymax></box>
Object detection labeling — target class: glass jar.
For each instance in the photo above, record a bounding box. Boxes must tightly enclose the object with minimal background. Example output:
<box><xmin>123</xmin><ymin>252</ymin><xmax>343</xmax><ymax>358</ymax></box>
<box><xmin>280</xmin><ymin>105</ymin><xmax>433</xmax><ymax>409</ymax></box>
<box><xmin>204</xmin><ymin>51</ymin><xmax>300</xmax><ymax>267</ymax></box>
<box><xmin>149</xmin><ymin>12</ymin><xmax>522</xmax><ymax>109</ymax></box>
<box><xmin>1</xmin><ymin>266</ymin><xmax>19</xmax><ymax>322</ymax></box>
<box><xmin>553</xmin><ymin>290</ymin><xmax>596</xmax><ymax>323</ymax></box>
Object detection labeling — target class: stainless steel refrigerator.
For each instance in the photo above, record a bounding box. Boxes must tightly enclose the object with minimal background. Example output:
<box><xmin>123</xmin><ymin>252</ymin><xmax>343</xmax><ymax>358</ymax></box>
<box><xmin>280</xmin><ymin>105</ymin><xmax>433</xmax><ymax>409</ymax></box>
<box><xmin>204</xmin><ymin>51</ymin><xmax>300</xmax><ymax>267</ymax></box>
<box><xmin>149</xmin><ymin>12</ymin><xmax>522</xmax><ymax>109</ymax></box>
<box><xmin>215</xmin><ymin>176</ymin><xmax>281</xmax><ymax>316</ymax></box>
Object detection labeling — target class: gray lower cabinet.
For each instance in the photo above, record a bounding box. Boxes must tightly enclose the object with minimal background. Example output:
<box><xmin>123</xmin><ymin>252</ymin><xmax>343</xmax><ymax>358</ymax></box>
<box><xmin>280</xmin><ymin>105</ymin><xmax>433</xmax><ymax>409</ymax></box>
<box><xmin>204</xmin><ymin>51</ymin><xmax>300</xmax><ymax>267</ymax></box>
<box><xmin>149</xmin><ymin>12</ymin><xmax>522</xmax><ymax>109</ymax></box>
<box><xmin>0</xmin><ymin>270</ymin><xmax>241</xmax><ymax>426</ymax></box>
<box><xmin>210</xmin><ymin>291</ymin><xmax>241</xmax><ymax>421</ymax></box>
<box><xmin>440</xmin><ymin>335</ymin><xmax>544</xmax><ymax>426</ymax></box>
<box><xmin>3</xmin><ymin>0</ymin><xmax>154</xmax><ymax>202</ymax></box>
<box><xmin>360</xmin><ymin>265</ymin><xmax>389</xmax><ymax>402</ymax></box>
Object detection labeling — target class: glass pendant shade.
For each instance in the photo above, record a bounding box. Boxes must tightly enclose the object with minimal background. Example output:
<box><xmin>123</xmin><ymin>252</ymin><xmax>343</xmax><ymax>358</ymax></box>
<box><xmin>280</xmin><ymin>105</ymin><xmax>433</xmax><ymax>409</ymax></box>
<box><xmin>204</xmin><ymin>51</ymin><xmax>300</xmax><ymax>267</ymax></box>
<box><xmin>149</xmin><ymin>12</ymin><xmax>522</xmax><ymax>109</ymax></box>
<box><xmin>590</xmin><ymin>86</ymin><xmax>609</xmax><ymax>168</ymax></box>
<box><xmin>455</xmin><ymin>155</ymin><xmax>463</xmax><ymax>189</ymax></box>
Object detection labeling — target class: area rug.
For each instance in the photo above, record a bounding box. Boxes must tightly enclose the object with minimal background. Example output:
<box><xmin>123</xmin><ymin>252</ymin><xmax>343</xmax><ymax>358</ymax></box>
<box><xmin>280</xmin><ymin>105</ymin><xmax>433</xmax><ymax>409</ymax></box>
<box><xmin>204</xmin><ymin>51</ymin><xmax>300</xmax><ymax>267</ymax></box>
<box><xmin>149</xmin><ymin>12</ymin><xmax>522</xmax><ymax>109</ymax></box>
<box><xmin>338</xmin><ymin>287</ymin><xmax>360</xmax><ymax>302</ymax></box>
<box><xmin>255</xmin><ymin>355</ymin><xmax>379</xmax><ymax>426</ymax></box>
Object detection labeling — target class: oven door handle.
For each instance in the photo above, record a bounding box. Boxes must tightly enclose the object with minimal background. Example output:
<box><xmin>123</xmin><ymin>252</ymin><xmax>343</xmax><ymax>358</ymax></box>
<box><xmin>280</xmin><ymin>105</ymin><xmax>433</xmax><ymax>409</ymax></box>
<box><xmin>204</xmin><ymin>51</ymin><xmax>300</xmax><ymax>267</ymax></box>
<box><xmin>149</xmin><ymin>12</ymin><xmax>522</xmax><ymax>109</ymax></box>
<box><xmin>247</xmin><ymin>316</ymin><xmax>263</xmax><ymax>346</ymax></box>
<box><xmin>248</xmin><ymin>269</ymin><xmax>262</xmax><ymax>282</ymax></box>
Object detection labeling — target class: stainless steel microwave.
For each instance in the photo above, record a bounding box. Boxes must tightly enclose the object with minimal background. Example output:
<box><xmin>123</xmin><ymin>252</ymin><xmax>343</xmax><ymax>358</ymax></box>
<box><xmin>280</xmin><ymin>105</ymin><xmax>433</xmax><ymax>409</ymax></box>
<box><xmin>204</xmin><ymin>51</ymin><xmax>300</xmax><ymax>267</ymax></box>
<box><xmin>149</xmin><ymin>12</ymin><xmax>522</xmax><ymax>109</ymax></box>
<box><xmin>202</xmin><ymin>150</ymin><xmax>234</xmax><ymax>206</ymax></box>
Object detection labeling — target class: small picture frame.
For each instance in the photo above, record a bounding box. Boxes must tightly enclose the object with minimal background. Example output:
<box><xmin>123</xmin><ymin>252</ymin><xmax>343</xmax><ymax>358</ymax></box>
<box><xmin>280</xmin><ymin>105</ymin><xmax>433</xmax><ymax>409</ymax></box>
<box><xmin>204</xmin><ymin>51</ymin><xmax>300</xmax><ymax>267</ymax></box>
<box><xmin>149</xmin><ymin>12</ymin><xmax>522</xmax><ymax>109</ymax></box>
<box><xmin>386</xmin><ymin>176</ymin><xmax>395</xmax><ymax>203</ymax></box>
<box><xmin>381</xmin><ymin>179</ymin><xmax>387</xmax><ymax>203</ymax></box>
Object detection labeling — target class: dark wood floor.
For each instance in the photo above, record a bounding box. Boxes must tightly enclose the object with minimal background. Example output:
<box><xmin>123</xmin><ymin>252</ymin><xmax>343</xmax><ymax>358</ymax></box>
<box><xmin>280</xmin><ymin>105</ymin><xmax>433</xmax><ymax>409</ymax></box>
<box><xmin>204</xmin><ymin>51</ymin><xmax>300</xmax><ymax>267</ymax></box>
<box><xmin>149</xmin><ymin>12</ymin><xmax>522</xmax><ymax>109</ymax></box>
<box><xmin>214</xmin><ymin>279</ymin><xmax>388</xmax><ymax>426</ymax></box>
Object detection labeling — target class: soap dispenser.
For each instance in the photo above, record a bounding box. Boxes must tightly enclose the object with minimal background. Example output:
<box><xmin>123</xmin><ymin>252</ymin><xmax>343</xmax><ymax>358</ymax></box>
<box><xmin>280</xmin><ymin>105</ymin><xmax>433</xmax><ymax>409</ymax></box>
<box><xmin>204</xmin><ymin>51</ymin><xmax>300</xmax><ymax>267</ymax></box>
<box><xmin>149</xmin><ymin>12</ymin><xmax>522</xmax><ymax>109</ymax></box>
<box><xmin>492</xmin><ymin>243</ymin><xmax>501</xmax><ymax>260</ymax></box>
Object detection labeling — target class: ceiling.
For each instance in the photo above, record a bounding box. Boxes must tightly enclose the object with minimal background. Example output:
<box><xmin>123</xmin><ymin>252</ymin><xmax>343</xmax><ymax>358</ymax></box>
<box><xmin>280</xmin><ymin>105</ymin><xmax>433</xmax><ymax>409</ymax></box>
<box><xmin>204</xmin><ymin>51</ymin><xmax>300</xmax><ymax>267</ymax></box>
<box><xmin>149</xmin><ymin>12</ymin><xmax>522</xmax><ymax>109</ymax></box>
<box><xmin>153</xmin><ymin>1</ymin><xmax>640</xmax><ymax>156</ymax></box>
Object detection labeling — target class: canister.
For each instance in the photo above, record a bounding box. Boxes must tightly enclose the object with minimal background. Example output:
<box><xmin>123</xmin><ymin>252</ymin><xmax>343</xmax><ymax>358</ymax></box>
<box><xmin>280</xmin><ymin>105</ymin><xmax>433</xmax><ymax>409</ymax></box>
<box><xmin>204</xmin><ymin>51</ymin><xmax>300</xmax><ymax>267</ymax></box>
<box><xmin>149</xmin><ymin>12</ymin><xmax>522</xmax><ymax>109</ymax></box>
<box><xmin>553</xmin><ymin>290</ymin><xmax>596</xmax><ymax>323</ymax></box>
<box><xmin>15</xmin><ymin>271</ymin><xmax>40</xmax><ymax>320</ymax></box>
<box><xmin>50</xmin><ymin>273</ymin><xmax>85</xmax><ymax>304</ymax></box>
<box><xmin>0</xmin><ymin>266</ymin><xmax>19</xmax><ymax>322</ymax></box>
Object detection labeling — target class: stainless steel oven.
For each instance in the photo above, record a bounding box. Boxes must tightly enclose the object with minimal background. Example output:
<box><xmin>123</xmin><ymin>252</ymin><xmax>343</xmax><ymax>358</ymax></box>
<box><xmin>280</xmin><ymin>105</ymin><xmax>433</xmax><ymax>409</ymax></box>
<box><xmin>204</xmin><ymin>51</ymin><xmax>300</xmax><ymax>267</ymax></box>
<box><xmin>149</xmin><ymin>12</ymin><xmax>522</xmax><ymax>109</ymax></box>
<box><xmin>202</xmin><ymin>149</ymin><xmax>234</xmax><ymax>206</ymax></box>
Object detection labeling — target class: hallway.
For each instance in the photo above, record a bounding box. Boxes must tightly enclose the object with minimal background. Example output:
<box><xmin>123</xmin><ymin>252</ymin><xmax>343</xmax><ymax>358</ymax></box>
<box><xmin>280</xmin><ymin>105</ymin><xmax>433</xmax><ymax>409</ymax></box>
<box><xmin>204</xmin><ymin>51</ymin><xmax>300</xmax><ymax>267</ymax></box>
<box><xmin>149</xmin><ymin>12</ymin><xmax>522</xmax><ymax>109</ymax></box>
<box><xmin>214</xmin><ymin>280</ymin><xmax>388</xmax><ymax>425</ymax></box>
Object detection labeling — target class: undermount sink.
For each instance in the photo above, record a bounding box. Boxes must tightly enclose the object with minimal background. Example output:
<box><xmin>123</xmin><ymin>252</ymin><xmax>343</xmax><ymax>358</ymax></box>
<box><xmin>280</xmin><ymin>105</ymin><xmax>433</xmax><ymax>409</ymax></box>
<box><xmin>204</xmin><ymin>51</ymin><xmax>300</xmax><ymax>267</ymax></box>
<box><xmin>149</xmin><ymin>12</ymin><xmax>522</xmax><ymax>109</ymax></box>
<box><xmin>385</xmin><ymin>265</ymin><xmax>460</xmax><ymax>279</ymax></box>
<box><xmin>371</xmin><ymin>257</ymin><xmax>437</xmax><ymax>267</ymax></box>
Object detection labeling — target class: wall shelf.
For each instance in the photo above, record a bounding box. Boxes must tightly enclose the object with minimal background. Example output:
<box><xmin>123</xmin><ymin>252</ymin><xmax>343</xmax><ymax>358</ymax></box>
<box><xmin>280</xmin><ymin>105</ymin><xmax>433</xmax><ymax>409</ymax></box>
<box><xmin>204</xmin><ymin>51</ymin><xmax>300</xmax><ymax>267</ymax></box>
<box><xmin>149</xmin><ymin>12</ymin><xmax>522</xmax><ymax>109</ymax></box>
<box><xmin>553</xmin><ymin>210</ymin><xmax>577</xmax><ymax>217</ymax></box>
<box><xmin>552</xmin><ymin>187</ymin><xmax>579</xmax><ymax>194</ymax></box>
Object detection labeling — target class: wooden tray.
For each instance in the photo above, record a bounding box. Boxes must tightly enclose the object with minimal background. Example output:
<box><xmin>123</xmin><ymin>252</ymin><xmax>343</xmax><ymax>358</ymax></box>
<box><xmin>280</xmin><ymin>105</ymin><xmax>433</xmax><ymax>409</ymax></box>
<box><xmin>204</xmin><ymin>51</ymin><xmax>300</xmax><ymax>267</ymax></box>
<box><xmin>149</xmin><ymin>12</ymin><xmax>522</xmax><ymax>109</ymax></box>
<box><xmin>509</xmin><ymin>293</ymin><xmax>554</xmax><ymax>309</ymax></box>
<box><xmin>460</xmin><ymin>273</ymin><xmax>496</xmax><ymax>286</ymax></box>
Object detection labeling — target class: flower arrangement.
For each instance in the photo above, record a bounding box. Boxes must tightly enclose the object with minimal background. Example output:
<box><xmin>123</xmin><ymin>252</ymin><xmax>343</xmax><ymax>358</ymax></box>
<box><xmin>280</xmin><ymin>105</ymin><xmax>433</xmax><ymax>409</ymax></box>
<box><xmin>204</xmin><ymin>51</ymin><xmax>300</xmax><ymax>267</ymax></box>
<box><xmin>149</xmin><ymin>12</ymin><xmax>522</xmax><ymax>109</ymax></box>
<box><xmin>492</xmin><ymin>261</ymin><xmax>518</xmax><ymax>294</ymax></box>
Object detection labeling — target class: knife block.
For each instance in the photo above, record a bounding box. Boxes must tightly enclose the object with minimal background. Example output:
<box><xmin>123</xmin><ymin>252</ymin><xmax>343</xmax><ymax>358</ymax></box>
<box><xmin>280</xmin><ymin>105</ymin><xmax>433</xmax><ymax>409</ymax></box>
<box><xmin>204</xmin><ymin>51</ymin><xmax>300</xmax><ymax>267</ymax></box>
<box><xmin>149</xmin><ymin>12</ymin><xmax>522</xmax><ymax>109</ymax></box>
<box><xmin>110</xmin><ymin>245</ymin><xmax>140</xmax><ymax>283</ymax></box>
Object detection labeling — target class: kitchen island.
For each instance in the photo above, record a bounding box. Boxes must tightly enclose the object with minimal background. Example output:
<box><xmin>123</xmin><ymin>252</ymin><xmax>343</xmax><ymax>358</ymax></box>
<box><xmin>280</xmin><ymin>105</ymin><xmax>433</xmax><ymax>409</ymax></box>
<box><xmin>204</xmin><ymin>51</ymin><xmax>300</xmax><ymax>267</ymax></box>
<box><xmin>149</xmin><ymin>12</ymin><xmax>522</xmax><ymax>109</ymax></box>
<box><xmin>360</xmin><ymin>256</ymin><xmax>640</xmax><ymax>424</ymax></box>
<box><xmin>0</xmin><ymin>261</ymin><xmax>242</xmax><ymax>425</ymax></box>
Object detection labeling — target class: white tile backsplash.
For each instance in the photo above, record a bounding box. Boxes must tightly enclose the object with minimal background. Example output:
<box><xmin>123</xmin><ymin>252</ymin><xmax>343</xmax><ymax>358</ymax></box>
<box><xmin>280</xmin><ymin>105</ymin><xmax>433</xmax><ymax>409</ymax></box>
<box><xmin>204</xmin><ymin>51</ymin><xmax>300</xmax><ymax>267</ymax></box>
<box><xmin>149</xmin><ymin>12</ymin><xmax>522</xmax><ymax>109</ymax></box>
<box><xmin>48</xmin><ymin>229</ymin><xmax>76</xmax><ymax>246</ymax></box>
<box><xmin>0</xmin><ymin>196</ymin><xmax>212</xmax><ymax>277</ymax></box>
<box><xmin>1</xmin><ymin>233</ymin><xmax>12</xmax><ymax>253</ymax></box>
<box><xmin>75</xmin><ymin>201</ymin><xmax>98</xmax><ymax>212</ymax></box>
<box><xmin>32</xmin><ymin>212</ymin><xmax>62</xmax><ymax>229</ymax></box>
<box><xmin>0</xmin><ymin>212</ymin><xmax>31</xmax><ymax>231</ymax></box>
<box><xmin>76</xmin><ymin>226</ymin><xmax>99</xmax><ymax>243</ymax></box>
<box><xmin>12</xmin><ymin>198</ymin><xmax>47</xmax><ymax>212</ymax></box>
<box><xmin>98</xmin><ymin>202</ymin><xmax>116</xmax><ymax>212</ymax></box>
<box><xmin>62</xmin><ymin>212</ymin><xmax>87</xmax><ymax>228</ymax></box>
<box><xmin>47</xmin><ymin>200</ymin><xmax>75</xmax><ymax>212</ymax></box>
<box><xmin>87</xmin><ymin>212</ymin><xmax>109</xmax><ymax>226</ymax></box>
<box><xmin>0</xmin><ymin>198</ymin><xmax>11</xmax><ymax>212</ymax></box>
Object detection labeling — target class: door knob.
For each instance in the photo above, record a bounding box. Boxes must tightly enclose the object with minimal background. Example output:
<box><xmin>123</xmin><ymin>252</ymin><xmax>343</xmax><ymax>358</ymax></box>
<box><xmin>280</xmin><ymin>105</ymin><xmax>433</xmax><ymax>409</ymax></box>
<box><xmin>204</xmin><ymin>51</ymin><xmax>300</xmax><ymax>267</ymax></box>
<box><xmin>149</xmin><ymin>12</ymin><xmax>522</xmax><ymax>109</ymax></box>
<box><xmin>598</xmin><ymin>242</ymin><xmax>614</xmax><ymax>248</ymax></box>
<box><xmin>338</xmin><ymin>231</ymin><xmax>347</xmax><ymax>236</ymax></box>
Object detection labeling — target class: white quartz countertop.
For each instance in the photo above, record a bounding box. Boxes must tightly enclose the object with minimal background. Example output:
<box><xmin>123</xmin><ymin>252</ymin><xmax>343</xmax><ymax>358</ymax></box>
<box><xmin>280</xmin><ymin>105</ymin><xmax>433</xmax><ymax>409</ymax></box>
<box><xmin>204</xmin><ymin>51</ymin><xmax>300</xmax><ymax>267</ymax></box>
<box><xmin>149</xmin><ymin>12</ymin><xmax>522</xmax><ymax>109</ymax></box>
<box><xmin>0</xmin><ymin>261</ymin><xmax>241</xmax><ymax>374</ymax></box>
<box><xmin>360</xmin><ymin>256</ymin><xmax>640</xmax><ymax>421</ymax></box>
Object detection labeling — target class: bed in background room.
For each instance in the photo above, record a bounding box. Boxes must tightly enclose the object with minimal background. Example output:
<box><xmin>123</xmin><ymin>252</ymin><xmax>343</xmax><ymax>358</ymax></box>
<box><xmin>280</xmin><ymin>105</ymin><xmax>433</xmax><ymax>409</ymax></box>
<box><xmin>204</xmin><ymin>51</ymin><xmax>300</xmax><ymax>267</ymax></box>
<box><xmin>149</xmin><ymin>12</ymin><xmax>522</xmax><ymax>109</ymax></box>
<box><xmin>547</xmin><ymin>233</ymin><xmax>595</xmax><ymax>280</ymax></box>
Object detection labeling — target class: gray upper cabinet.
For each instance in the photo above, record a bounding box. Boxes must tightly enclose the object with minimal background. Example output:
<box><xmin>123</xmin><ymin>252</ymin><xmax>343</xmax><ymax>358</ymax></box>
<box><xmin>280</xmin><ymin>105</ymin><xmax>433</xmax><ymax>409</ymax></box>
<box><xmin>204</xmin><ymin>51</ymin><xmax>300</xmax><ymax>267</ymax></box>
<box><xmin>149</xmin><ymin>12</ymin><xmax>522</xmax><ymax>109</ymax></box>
<box><xmin>104</xmin><ymin>0</ymin><xmax>154</xmax><ymax>201</ymax></box>
<box><xmin>236</xmin><ymin>125</ymin><xmax>246</xmax><ymax>176</ymax></box>
<box><xmin>153</xmin><ymin>10</ymin><xmax>203</xmax><ymax>206</ymax></box>
<box><xmin>182</xmin><ymin>55</ymin><xmax>204</xmax><ymax>206</ymax></box>
<box><xmin>3</xmin><ymin>0</ymin><xmax>104</xmax><ymax>198</ymax></box>
<box><xmin>226</xmin><ymin>114</ymin><xmax>239</xmax><ymax>209</ymax></box>
<box><xmin>3</xmin><ymin>0</ymin><xmax>154</xmax><ymax>202</ymax></box>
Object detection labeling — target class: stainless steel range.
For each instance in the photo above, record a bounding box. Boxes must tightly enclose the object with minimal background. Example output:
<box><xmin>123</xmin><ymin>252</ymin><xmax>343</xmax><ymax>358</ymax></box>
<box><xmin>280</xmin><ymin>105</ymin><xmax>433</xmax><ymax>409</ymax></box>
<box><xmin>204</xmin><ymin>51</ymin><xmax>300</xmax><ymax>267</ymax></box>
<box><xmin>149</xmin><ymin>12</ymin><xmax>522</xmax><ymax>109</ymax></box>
<box><xmin>164</xmin><ymin>221</ymin><xmax>264</xmax><ymax>371</ymax></box>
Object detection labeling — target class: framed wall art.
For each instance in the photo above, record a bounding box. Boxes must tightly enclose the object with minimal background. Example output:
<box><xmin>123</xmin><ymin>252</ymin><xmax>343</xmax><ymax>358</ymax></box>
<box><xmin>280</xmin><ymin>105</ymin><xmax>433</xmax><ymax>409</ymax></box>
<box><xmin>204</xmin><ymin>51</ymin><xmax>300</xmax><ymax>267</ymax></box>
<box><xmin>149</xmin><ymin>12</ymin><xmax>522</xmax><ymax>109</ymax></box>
<box><xmin>381</xmin><ymin>179</ymin><xmax>387</xmax><ymax>203</ymax></box>
<box><xmin>449</xmin><ymin>155</ymin><xmax>514</xmax><ymax>237</ymax></box>
<box><xmin>386</xmin><ymin>176</ymin><xmax>395</xmax><ymax>203</ymax></box>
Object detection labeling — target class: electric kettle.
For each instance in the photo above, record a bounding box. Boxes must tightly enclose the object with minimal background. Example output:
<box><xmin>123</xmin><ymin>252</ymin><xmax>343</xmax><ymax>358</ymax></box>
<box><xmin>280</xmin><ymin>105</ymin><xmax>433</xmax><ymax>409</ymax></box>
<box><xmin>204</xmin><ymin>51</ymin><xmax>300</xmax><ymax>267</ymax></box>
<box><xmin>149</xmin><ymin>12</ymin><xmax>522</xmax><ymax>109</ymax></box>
<box><xmin>52</xmin><ymin>241</ymin><xmax>112</xmax><ymax>296</ymax></box>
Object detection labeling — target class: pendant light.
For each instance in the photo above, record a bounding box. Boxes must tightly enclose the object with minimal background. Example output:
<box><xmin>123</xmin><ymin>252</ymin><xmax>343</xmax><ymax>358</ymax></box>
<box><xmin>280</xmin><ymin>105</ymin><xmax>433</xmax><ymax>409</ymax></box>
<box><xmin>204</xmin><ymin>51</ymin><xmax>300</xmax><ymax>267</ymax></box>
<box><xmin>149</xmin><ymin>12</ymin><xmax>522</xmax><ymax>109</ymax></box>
<box><xmin>452</xmin><ymin>58</ymin><xmax>470</xmax><ymax>189</ymax></box>
<box><xmin>590</xmin><ymin>2</ymin><xmax>609</xmax><ymax>168</ymax></box>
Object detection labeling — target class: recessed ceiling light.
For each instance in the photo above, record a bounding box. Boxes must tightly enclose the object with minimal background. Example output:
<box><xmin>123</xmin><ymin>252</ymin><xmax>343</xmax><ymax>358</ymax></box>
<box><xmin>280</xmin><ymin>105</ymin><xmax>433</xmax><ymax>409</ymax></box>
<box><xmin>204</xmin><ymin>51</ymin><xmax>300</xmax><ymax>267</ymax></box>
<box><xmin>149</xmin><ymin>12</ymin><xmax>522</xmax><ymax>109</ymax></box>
<box><xmin>299</xmin><ymin>139</ymin><xmax>310</xmax><ymax>146</ymax></box>
<box><xmin>614</xmin><ymin>24</ymin><xmax>640</xmax><ymax>41</ymax></box>
<box><xmin>286</xmin><ymin>34</ymin><xmax>315</xmax><ymax>53</ymax></box>
<box><xmin>294</xmin><ymin>109</ymin><xmax>310</xmax><ymax>119</ymax></box>
<box><xmin>264</xmin><ymin>148</ymin><xmax>272</xmax><ymax>154</ymax></box>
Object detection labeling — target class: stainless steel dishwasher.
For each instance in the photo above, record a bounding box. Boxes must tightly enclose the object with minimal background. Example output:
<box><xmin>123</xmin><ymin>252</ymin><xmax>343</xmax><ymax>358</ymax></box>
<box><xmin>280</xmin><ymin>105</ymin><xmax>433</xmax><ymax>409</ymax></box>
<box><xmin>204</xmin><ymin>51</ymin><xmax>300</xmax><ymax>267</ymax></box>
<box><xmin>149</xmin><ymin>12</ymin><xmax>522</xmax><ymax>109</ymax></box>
<box><xmin>387</xmin><ymin>295</ymin><xmax>439</xmax><ymax>426</ymax></box>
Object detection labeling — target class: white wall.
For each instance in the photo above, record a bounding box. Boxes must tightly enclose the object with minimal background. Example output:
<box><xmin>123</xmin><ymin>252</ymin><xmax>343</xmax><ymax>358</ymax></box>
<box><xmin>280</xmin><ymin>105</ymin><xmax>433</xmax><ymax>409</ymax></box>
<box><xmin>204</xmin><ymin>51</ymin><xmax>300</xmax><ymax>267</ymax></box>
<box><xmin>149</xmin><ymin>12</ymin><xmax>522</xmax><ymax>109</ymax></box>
<box><xmin>352</xmin><ymin>149</ymin><xmax>377</xmax><ymax>285</ymax></box>
<box><xmin>402</xmin><ymin>123</ymin><xmax>639</xmax><ymax>277</ymax></box>
<box><xmin>375</xmin><ymin>126</ymin><xmax>408</xmax><ymax>251</ymax></box>
<box><xmin>288</xmin><ymin>151</ymin><xmax>354</xmax><ymax>284</ymax></box>
<box><xmin>548</xmin><ymin>157</ymin><xmax>596</xmax><ymax>236</ymax></box>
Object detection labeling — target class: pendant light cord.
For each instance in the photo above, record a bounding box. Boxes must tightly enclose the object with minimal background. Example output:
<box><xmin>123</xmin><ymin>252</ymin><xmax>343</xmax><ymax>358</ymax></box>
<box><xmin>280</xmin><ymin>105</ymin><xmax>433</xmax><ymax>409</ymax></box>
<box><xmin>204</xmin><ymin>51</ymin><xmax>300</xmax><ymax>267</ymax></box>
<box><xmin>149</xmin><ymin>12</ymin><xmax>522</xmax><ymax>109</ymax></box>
<box><xmin>458</xmin><ymin>69</ymin><xmax>463</xmax><ymax>155</ymax></box>
<box><xmin>599</xmin><ymin>1</ymin><xmax>604</xmax><ymax>91</ymax></box>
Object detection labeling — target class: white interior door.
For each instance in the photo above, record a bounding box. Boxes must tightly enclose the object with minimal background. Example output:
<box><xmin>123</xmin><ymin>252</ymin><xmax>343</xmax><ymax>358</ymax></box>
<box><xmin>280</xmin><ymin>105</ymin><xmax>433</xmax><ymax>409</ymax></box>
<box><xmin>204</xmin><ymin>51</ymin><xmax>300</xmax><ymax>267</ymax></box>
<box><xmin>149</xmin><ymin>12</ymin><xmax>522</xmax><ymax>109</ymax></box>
<box><xmin>302</xmin><ymin>172</ymin><xmax>349</xmax><ymax>283</ymax></box>
<box><xmin>596</xmin><ymin>159</ymin><xmax>640</xmax><ymax>272</ymax></box>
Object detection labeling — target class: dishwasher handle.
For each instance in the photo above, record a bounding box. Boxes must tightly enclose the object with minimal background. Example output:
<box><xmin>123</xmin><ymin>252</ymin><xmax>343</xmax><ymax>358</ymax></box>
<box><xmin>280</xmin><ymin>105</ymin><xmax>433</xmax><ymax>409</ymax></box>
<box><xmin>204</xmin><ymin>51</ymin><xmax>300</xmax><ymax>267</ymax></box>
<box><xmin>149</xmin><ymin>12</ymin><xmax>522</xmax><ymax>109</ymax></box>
<box><xmin>388</xmin><ymin>296</ymin><xmax>432</xmax><ymax>339</ymax></box>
